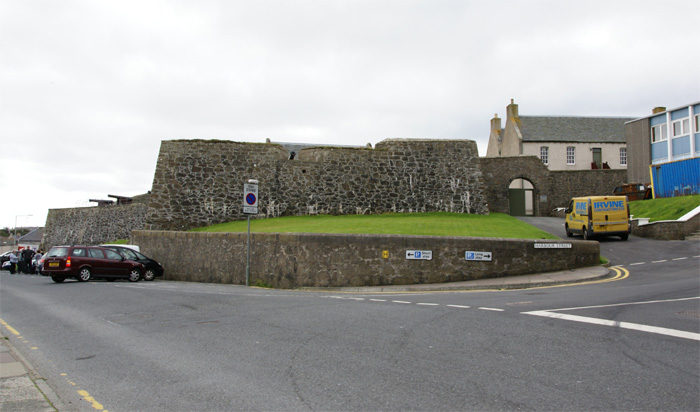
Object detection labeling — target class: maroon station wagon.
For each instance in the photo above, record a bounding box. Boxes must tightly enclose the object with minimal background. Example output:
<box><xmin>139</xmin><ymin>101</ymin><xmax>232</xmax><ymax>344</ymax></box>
<box><xmin>41</xmin><ymin>245</ymin><xmax>144</xmax><ymax>283</ymax></box>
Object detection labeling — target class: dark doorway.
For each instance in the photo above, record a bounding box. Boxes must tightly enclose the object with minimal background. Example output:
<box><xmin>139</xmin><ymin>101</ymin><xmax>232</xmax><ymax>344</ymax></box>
<box><xmin>508</xmin><ymin>178</ymin><xmax>534</xmax><ymax>216</ymax></box>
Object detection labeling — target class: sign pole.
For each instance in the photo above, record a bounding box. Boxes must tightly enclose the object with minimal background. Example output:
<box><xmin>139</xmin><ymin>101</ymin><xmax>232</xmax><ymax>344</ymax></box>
<box><xmin>246</xmin><ymin>214</ymin><xmax>251</xmax><ymax>286</ymax></box>
<box><xmin>243</xmin><ymin>179</ymin><xmax>258</xmax><ymax>287</ymax></box>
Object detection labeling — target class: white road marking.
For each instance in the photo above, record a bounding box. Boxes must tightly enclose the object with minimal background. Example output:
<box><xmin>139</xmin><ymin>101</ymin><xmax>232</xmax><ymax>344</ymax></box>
<box><xmin>629</xmin><ymin>262</ymin><xmax>645</xmax><ymax>266</ymax></box>
<box><xmin>369</xmin><ymin>299</ymin><xmax>387</xmax><ymax>302</ymax></box>
<box><xmin>416</xmin><ymin>303</ymin><xmax>439</xmax><ymax>306</ymax></box>
<box><xmin>392</xmin><ymin>300</ymin><xmax>411</xmax><ymax>304</ymax></box>
<box><xmin>478</xmin><ymin>307</ymin><xmax>504</xmax><ymax>312</ymax></box>
<box><xmin>672</xmin><ymin>257</ymin><xmax>688</xmax><ymax>261</ymax></box>
<box><xmin>543</xmin><ymin>296</ymin><xmax>700</xmax><ymax>312</ymax></box>
<box><xmin>447</xmin><ymin>305</ymin><xmax>471</xmax><ymax>309</ymax></box>
<box><xmin>652</xmin><ymin>260</ymin><xmax>667</xmax><ymax>263</ymax></box>
<box><xmin>523</xmin><ymin>310</ymin><xmax>700</xmax><ymax>341</ymax></box>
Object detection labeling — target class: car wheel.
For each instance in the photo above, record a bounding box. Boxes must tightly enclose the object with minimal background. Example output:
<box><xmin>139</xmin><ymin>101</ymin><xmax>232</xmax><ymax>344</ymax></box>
<box><xmin>582</xmin><ymin>226</ymin><xmax>590</xmax><ymax>240</ymax></box>
<box><xmin>77</xmin><ymin>268</ymin><xmax>92</xmax><ymax>282</ymax></box>
<box><xmin>51</xmin><ymin>276</ymin><xmax>65</xmax><ymax>283</ymax></box>
<box><xmin>128</xmin><ymin>268</ymin><xmax>142</xmax><ymax>282</ymax></box>
<box><xmin>620</xmin><ymin>233</ymin><xmax>629</xmax><ymax>241</ymax></box>
<box><xmin>565</xmin><ymin>224</ymin><xmax>573</xmax><ymax>237</ymax></box>
<box><xmin>143</xmin><ymin>268</ymin><xmax>156</xmax><ymax>281</ymax></box>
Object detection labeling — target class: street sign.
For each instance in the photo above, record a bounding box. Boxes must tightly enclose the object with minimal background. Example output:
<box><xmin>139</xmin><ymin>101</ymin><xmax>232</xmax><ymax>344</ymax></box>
<box><xmin>406</xmin><ymin>250</ymin><xmax>432</xmax><ymax>260</ymax></box>
<box><xmin>465</xmin><ymin>251</ymin><xmax>492</xmax><ymax>261</ymax></box>
<box><xmin>534</xmin><ymin>243</ymin><xmax>572</xmax><ymax>249</ymax></box>
<box><xmin>243</xmin><ymin>182</ymin><xmax>258</xmax><ymax>214</ymax></box>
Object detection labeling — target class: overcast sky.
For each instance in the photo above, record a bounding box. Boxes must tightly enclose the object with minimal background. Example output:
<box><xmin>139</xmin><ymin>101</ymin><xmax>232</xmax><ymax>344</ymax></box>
<box><xmin>1</xmin><ymin>0</ymin><xmax>698</xmax><ymax>230</ymax></box>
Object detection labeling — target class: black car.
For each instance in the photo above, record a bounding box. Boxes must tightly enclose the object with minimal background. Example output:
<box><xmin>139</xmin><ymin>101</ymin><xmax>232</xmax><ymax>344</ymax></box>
<box><xmin>102</xmin><ymin>245</ymin><xmax>164</xmax><ymax>281</ymax></box>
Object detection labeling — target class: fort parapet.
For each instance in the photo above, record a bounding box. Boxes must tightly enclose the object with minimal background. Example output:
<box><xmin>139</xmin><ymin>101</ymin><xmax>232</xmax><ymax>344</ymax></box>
<box><xmin>145</xmin><ymin>138</ymin><xmax>489</xmax><ymax>231</ymax></box>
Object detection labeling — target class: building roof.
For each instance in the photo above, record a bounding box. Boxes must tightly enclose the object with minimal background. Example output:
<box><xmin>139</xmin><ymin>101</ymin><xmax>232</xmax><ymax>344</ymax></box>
<box><xmin>519</xmin><ymin>116</ymin><xmax>634</xmax><ymax>143</ymax></box>
<box><xmin>19</xmin><ymin>227</ymin><xmax>44</xmax><ymax>243</ymax></box>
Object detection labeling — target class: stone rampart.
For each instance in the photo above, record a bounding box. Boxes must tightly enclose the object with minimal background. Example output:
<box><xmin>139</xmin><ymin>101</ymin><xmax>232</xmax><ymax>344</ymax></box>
<box><xmin>132</xmin><ymin>230</ymin><xmax>599</xmax><ymax>288</ymax></box>
<box><xmin>145</xmin><ymin>139</ymin><xmax>489</xmax><ymax>230</ymax></box>
<box><xmin>43</xmin><ymin>203</ymin><xmax>147</xmax><ymax>249</ymax></box>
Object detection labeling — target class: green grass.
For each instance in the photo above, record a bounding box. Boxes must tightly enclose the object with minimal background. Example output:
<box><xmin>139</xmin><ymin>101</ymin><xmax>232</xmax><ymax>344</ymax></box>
<box><xmin>190</xmin><ymin>212</ymin><xmax>558</xmax><ymax>239</ymax></box>
<box><xmin>629</xmin><ymin>194</ymin><xmax>700</xmax><ymax>222</ymax></box>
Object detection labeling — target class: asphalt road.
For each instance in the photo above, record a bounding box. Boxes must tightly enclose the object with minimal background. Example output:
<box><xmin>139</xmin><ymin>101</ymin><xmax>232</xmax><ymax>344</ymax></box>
<box><xmin>1</xmin><ymin>219</ymin><xmax>698</xmax><ymax>411</ymax></box>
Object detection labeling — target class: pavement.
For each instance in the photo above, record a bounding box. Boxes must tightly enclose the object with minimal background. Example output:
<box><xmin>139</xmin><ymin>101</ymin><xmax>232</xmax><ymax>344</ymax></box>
<box><xmin>0</xmin><ymin>265</ymin><xmax>611</xmax><ymax>411</ymax></box>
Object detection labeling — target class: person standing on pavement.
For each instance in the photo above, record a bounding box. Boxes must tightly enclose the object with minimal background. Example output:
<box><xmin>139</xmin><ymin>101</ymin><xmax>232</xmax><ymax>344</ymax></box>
<box><xmin>21</xmin><ymin>248</ymin><xmax>34</xmax><ymax>274</ymax></box>
<box><xmin>9</xmin><ymin>250</ymin><xmax>18</xmax><ymax>274</ymax></box>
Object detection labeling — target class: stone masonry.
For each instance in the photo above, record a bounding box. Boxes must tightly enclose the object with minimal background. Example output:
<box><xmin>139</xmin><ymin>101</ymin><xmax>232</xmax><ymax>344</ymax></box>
<box><xmin>145</xmin><ymin>139</ymin><xmax>489</xmax><ymax>231</ymax></box>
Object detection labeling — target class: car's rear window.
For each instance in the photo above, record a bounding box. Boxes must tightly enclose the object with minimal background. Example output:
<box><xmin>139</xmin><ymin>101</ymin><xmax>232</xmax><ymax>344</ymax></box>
<box><xmin>46</xmin><ymin>247</ymin><xmax>68</xmax><ymax>257</ymax></box>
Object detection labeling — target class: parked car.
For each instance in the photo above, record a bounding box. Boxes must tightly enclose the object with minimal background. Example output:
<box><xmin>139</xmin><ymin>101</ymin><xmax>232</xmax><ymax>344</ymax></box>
<box><xmin>41</xmin><ymin>245</ymin><xmax>144</xmax><ymax>283</ymax></box>
<box><xmin>0</xmin><ymin>251</ymin><xmax>12</xmax><ymax>264</ymax></box>
<box><xmin>102</xmin><ymin>245</ymin><xmax>164</xmax><ymax>281</ymax></box>
<box><xmin>31</xmin><ymin>253</ymin><xmax>44</xmax><ymax>274</ymax></box>
<box><xmin>612</xmin><ymin>183</ymin><xmax>652</xmax><ymax>201</ymax></box>
<box><xmin>100</xmin><ymin>244</ymin><xmax>140</xmax><ymax>252</ymax></box>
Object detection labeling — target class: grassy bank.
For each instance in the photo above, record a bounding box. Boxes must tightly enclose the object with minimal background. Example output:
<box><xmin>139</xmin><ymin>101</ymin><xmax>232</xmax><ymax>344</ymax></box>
<box><xmin>629</xmin><ymin>194</ymin><xmax>699</xmax><ymax>222</ymax></box>
<box><xmin>191</xmin><ymin>212</ymin><xmax>559</xmax><ymax>239</ymax></box>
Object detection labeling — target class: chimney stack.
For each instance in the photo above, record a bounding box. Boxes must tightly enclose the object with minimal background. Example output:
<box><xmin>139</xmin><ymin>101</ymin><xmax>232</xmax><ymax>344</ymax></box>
<box><xmin>491</xmin><ymin>113</ymin><xmax>501</xmax><ymax>132</ymax></box>
<box><xmin>652</xmin><ymin>106</ymin><xmax>666</xmax><ymax>114</ymax></box>
<box><xmin>506</xmin><ymin>99</ymin><xmax>519</xmax><ymax>120</ymax></box>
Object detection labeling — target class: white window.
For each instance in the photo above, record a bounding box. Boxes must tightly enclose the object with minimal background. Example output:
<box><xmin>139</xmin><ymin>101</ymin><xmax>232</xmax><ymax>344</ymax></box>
<box><xmin>651</xmin><ymin>124</ymin><xmax>668</xmax><ymax>142</ymax></box>
<box><xmin>566</xmin><ymin>146</ymin><xmax>575</xmax><ymax>165</ymax></box>
<box><xmin>672</xmin><ymin>118</ymin><xmax>690</xmax><ymax>137</ymax></box>
<box><xmin>540</xmin><ymin>146</ymin><xmax>549</xmax><ymax>165</ymax></box>
<box><xmin>620</xmin><ymin>147</ymin><xmax>627</xmax><ymax>166</ymax></box>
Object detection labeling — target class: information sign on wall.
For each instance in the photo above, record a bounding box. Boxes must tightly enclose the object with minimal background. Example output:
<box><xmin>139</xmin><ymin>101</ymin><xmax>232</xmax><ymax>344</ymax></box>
<box><xmin>465</xmin><ymin>251</ymin><xmax>492</xmax><ymax>261</ymax></box>
<box><xmin>406</xmin><ymin>250</ymin><xmax>432</xmax><ymax>260</ymax></box>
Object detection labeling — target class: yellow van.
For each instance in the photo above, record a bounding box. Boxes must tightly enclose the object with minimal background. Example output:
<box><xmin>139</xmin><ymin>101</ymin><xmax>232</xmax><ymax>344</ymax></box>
<box><xmin>564</xmin><ymin>196</ymin><xmax>630</xmax><ymax>240</ymax></box>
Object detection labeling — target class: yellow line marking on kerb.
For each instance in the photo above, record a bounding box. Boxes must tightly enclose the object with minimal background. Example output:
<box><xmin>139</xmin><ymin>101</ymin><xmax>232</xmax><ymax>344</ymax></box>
<box><xmin>0</xmin><ymin>318</ymin><xmax>21</xmax><ymax>336</ymax></box>
<box><xmin>78</xmin><ymin>389</ymin><xmax>108</xmax><ymax>411</ymax></box>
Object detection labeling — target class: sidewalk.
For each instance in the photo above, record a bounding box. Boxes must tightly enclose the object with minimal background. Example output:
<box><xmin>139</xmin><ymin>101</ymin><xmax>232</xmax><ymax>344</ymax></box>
<box><xmin>300</xmin><ymin>265</ymin><xmax>612</xmax><ymax>293</ymax></box>
<box><xmin>0</xmin><ymin>337</ymin><xmax>56</xmax><ymax>411</ymax></box>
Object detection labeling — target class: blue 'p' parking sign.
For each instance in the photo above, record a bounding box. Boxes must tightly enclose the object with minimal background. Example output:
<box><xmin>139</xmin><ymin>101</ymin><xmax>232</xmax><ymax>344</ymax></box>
<box><xmin>243</xmin><ymin>182</ymin><xmax>258</xmax><ymax>214</ymax></box>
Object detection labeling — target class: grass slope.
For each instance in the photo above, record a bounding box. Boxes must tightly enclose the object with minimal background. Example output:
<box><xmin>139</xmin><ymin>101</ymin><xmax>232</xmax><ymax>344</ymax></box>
<box><xmin>191</xmin><ymin>212</ymin><xmax>558</xmax><ymax>239</ymax></box>
<box><xmin>629</xmin><ymin>194</ymin><xmax>700</xmax><ymax>222</ymax></box>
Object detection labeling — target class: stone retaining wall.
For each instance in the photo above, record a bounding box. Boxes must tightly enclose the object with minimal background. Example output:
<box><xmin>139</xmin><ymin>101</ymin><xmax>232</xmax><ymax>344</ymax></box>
<box><xmin>132</xmin><ymin>230</ymin><xmax>599</xmax><ymax>288</ymax></box>
<box><xmin>631</xmin><ymin>213</ymin><xmax>700</xmax><ymax>240</ymax></box>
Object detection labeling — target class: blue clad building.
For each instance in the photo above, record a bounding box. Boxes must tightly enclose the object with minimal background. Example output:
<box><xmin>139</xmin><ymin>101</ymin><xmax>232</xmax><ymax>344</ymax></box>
<box><xmin>625</xmin><ymin>102</ymin><xmax>700</xmax><ymax>197</ymax></box>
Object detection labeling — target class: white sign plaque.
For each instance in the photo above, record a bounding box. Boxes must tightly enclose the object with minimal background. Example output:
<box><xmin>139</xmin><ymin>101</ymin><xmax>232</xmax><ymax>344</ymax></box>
<box><xmin>465</xmin><ymin>251</ymin><xmax>492</xmax><ymax>261</ymax></box>
<box><xmin>406</xmin><ymin>250</ymin><xmax>432</xmax><ymax>260</ymax></box>
<box><xmin>534</xmin><ymin>243</ymin><xmax>572</xmax><ymax>249</ymax></box>
<box><xmin>243</xmin><ymin>183</ymin><xmax>259</xmax><ymax>214</ymax></box>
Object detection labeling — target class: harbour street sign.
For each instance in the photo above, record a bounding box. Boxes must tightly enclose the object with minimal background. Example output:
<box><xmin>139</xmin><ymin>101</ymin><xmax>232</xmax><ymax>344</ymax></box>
<box><xmin>465</xmin><ymin>251</ymin><xmax>492</xmax><ymax>261</ymax></box>
<box><xmin>406</xmin><ymin>250</ymin><xmax>432</xmax><ymax>260</ymax></box>
<box><xmin>243</xmin><ymin>182</ymin><xmax>258</xmax><ymax>214</ymax></box>
<box><xmin>534</xmin><ymin>243</ymin><xmax>572</xmax><ymax>249</ymax></box>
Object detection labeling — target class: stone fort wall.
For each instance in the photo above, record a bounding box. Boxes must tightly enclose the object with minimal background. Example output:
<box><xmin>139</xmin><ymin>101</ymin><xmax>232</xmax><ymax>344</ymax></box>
<box><xmin>42</xmin><ymin>138</ymin><xmax>632</xmax><ymax>249</ymax></box>
<box><xmin>145</xmin><ymin>139</ymin><xmax>489</xmax><ymax>231</ymax></box>
<box><xmin>43</xmin><ymin>202</ymin><xmax>147</xmax><ymax>249</ymax></box>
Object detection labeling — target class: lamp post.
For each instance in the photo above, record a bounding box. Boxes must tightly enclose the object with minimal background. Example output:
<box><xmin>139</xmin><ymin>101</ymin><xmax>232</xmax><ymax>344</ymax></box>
<box><xmin>14</xmin><ymin>214</ymin><xmax>32</xmax><ymax>245</ymax></box>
